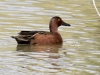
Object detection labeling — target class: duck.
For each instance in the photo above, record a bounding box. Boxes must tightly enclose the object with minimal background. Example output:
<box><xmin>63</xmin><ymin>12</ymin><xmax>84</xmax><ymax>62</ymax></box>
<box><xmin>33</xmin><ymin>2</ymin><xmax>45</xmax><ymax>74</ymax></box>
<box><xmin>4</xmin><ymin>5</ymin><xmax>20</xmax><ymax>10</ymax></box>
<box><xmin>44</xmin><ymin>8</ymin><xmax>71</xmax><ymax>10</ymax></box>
<box><xmin>11</xmin><ymin>16</ymin><xmax>71</xmax><ymax>45</ymax></box>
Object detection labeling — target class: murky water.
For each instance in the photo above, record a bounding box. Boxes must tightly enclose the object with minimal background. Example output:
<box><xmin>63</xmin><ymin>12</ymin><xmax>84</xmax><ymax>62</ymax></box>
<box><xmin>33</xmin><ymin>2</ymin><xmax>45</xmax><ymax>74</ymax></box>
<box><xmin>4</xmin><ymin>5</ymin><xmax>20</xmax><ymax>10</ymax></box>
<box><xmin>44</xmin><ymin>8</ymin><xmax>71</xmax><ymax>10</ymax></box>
<box><xmin>0</xmin><ymin>0</ymin><xmax>100</xmax><ymax>75</ymax></box>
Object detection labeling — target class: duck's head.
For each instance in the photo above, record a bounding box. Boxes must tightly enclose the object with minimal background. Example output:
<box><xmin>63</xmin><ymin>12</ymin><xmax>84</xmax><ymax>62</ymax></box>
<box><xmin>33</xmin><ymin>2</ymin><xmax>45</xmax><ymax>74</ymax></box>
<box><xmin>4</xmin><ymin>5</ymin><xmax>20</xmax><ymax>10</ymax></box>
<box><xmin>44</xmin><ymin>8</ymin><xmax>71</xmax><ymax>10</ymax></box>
<box><xmin>49</xmin><ymin>16</ymin><xmax>71</xmax><ymax>32</ymax></box>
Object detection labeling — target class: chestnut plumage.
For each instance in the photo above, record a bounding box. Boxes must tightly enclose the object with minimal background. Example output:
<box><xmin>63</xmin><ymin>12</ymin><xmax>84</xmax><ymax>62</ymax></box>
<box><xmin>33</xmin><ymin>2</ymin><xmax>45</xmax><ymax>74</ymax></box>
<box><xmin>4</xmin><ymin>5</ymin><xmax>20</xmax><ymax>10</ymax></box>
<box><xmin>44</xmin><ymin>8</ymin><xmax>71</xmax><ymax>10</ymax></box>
<box><xmin>11</xmin><ymin>16</ymin><xmax>71</xmax><ymax>45</ymax></box>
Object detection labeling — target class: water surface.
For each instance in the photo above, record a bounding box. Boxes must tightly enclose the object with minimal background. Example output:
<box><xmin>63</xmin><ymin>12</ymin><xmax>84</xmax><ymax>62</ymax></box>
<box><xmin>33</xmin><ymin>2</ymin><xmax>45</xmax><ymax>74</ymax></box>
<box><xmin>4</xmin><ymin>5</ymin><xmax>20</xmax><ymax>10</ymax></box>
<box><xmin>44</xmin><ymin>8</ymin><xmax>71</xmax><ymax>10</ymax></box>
<box><xmin>0</xmin><ymin>0</ymin><xmax>100</xmax><ymax>75</ymax></box>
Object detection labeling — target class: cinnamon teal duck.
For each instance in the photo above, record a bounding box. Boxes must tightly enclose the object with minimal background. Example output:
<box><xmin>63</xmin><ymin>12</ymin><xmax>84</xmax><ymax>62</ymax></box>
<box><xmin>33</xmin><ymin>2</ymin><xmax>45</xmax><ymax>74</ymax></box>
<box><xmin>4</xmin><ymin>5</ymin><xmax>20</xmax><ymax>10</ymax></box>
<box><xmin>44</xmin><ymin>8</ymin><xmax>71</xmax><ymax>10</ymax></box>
<box><xmin>11</xmin><ymin>16</ymin><xmax>71</xmax><ymax>45</ymax></box>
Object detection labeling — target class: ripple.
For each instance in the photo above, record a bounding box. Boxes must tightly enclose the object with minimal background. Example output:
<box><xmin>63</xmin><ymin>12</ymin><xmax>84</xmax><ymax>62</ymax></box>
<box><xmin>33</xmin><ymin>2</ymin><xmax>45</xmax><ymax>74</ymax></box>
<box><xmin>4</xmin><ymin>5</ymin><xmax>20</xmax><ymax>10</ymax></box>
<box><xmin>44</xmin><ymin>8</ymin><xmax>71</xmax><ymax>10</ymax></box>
<box><xmin>0</xmin><ymin>22</ymin><xmax>13</xmax><ymax>25</ymax></box>
<box><xmin>66</xmin><ymin>30</ymin><xmax>86</xmax><ymax>34</ymax></box>
<box><xmin>72</xmin><ymin>14</ymin><xmax>86</xmax><ymax>16</ymax></box>
<box><xmin>0</xmin><ymin>0</ymin><xmax>100</xmax><ymax>75</ymax></box>
<box><xmin>4</xmin><ymin>26</ymin><xmax>33</xmax><ymax>30</ymax></box>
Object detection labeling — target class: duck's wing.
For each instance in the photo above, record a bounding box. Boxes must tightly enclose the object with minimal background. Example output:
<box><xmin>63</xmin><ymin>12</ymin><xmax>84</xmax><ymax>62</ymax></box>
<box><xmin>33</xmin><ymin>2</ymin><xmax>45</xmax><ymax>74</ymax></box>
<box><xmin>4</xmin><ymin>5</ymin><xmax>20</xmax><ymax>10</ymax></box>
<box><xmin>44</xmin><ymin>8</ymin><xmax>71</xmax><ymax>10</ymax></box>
<box><xmin>18</xmin><ymin>31</ymin><xmax>46</xmax><ymax>35</ymax></box>
<box><xmin>11</xmin><ymin>31</ymin><xmax>48</xmax><ymax>44</ymax></box>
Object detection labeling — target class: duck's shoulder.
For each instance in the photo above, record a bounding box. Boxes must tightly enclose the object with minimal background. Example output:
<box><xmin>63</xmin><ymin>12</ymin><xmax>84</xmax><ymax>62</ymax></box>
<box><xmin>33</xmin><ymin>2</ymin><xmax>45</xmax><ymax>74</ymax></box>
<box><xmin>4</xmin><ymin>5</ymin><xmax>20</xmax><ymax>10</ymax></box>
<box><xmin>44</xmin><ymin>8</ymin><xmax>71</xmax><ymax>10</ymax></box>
<box><xmin>31</xmin><ymin>31</ymin><xmax>63</xmax><ymax>40</ymax></box>
<box><xmin>30</xmin><ymin>31</ymin><xmax>54</xmax><ymax>39</ymax></box>
<box><xmin>18</xmin><ymin>31</ymin><xmax>54</xmax><ymax>40</ymax></box>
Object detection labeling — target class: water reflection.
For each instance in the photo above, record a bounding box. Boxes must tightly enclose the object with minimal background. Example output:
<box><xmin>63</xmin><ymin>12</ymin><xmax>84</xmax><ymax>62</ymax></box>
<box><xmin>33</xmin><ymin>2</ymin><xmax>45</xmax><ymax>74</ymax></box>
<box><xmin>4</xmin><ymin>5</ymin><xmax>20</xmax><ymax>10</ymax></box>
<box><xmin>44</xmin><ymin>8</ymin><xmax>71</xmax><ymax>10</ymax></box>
<box><xmin>16</xmin><ymin>44</ymin><xmax>62</xmax><ymax>59</ymax></box>
<box><xmin>17</xmin><ymin>44</ymin><xmax>61</xmax><ymax>53</ymax></box>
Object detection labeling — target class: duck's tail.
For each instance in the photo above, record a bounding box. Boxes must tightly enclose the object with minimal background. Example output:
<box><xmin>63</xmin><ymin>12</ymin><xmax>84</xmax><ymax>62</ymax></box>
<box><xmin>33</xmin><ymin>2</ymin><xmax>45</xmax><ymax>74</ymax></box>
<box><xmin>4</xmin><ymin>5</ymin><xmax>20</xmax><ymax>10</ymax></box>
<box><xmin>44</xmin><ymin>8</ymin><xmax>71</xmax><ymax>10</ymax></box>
<box><xmin>11</xmin><ymin>36</ymin><xmax>30</xmax><ymax>44</ymax></box>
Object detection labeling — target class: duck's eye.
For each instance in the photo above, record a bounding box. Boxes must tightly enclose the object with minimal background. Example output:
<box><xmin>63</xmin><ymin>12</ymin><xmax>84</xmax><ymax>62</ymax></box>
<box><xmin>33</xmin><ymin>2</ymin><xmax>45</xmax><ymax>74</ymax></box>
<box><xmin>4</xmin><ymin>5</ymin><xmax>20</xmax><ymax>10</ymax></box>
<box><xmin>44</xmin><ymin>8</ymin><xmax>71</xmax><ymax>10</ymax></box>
<box><xmin>58</xmin><ymin>19</ymin><xmax>60</xmax><ymax>22</ymax></box>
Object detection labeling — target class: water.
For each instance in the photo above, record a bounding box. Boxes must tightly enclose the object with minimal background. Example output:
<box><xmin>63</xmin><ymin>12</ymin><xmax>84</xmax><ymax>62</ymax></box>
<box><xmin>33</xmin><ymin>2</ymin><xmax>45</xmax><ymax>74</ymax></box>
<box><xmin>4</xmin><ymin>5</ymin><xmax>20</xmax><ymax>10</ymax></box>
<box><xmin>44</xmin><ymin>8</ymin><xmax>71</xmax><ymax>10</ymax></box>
<box><xmin>0</xmin><ymin>0</ymin><xmax>100</xmax><ymax>75</ymax></box>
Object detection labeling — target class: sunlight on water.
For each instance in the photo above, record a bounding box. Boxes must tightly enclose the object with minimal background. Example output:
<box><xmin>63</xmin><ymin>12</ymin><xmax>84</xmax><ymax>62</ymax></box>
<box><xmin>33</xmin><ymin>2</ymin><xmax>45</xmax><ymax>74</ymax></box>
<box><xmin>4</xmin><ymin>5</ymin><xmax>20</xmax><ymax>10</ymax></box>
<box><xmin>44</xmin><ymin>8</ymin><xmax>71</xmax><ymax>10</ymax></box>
<box><xmin>0</xmin><ymin>0</ymin><xmax>100</xmax><ymax>75</ymax></box>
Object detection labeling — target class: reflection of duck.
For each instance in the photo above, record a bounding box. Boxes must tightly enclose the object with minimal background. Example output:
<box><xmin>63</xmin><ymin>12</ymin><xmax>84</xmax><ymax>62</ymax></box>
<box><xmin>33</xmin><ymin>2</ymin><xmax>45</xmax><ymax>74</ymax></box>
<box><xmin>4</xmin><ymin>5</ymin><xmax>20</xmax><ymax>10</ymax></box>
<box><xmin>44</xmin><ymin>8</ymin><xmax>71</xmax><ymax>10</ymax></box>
<box><xmin>17</xmin><ymin>44</ymin><xmax>62</xmax><ymax>53</ymax></box>
<box><xmin>17</xmin><ymin>45</ymin><xmax>61</xmax><ymax>59</ymax></box>
<box><xmin>12</xmin><ymin>16</ymin><xmax>71</xmax><ymax>45</ymax></box>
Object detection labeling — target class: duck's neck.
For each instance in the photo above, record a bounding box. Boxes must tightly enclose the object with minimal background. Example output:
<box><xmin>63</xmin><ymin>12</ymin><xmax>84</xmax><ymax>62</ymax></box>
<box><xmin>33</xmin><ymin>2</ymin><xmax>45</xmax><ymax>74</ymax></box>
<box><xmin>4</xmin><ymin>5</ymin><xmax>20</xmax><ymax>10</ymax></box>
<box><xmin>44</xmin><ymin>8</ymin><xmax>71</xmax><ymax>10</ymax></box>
<box><xmin>49</xmin><ymin>22</ymin><xmax>58</xmax><ymax>33</ymax></box>
<box><xmin>50</xmin><ymin>26</ymin><xmax>58</xmax><ymax>33</ymax></box>
<box><xmin>49</xmin><ymin>22</ymin><xmax>63</xmax><ymax>43</ymax></box>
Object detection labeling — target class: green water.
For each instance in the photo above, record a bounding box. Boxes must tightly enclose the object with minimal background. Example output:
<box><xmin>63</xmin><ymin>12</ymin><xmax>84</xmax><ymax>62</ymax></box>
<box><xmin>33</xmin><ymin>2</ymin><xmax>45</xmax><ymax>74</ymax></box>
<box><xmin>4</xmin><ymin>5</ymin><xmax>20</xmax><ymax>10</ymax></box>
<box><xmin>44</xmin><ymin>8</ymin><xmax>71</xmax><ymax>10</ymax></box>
<box><xmin>0</xmin><ymin>0</ymin><xmax>100</xmax><ymax>75</ymax></box>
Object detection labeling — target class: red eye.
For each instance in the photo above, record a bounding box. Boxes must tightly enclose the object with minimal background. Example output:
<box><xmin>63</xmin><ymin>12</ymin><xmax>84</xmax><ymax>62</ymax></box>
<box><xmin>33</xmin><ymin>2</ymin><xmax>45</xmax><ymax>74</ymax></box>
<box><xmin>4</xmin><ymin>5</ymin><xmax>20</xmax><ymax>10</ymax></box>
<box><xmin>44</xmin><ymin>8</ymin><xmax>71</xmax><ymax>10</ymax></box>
<box><xmin>58</xmin><ymin>19</ymin><xmax>60</xmax><ymax>22</ymax></box>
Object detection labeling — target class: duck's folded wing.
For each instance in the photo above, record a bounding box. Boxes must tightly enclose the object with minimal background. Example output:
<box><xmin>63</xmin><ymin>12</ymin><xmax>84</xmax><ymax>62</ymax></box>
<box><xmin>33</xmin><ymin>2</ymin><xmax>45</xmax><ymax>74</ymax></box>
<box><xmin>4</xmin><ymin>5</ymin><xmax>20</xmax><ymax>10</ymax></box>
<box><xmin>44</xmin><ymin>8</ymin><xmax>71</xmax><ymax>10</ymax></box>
<box><xmin>11</xmin><ymin>31</ymin><xmax>48</xmax><ymax>44</ymax></box>
<box><xmin>18</xmin><ymin>31</ymin><xmax>46</xmax><ymax>35</ymax></box>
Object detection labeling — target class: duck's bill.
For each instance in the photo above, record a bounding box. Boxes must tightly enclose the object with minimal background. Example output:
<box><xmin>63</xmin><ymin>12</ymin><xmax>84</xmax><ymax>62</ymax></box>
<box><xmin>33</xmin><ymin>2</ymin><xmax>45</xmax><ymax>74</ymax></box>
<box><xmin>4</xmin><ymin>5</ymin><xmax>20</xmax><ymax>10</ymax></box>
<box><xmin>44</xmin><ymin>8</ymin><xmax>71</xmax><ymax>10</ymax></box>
<box><xmin>62</xmin><ymin>21</ymin><xmax>71</xmax><ymax>26</ymax></box>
